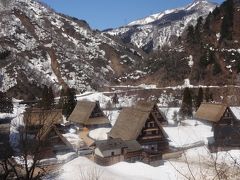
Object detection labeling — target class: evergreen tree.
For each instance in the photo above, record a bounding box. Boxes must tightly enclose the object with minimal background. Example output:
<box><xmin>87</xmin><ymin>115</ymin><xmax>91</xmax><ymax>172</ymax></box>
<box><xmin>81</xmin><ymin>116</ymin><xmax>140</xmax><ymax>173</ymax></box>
<box><xmin>194</xmin><ymin>17</ymin><xmax>203</xmax><ymax>42</ymax></box>
<box><xmin>179</xmin><ymin>87</ymin><xmax>193</xmax><ymax>118</ymax></box>
<box><xmin>220</xmin><ymin>0</ymin><xmax>234</xmax><ymax>40</ymax></box>
<box><xmin>187</xmin><ymin>25</ymin><xmax>195</xmax><ymax>43</ymax></box>
<box><xmin>0</xmin><ymin>50</ymin><xmax>10</xmax><ymax>60</ymax></box>
<box><xmin>39</xmin><ymin>85</ymin><xmax>48</xmax><ymax>108</ymax></box>
<box><xmin>199</xmin><ymin>50</ymin><xmax>209</xmax><ymax>67</ymax></box>
<box><xmin>0</xmin><ymin>91</ymin><xmax>5</xmax><ymax>112</ymax></box>
<box><xmin>212</xmin><ymin>62</ymin><xmax>222</xmax><ymax>75</ymax></box>
<box><xmin>58</xmin><ymin>88</ymin><xmax>65</xmax><ymax>109</ymax></box>
<box><xmin>204</xmin><ymin>12</ymin><xmax>212</xmax><ymax>31</ymax></box>
<box><xmin>112</xmin><ymin>93</ymin><xmax>119</xmax><ymax>106</ymax></box>
<box><xmin>62</xmin><ymin>88</ymin><xmax>77</xmax><ymax>118</ymax></box>
<box><xmin>5</xmin><ymin>96</ymin><xmax>13</xmax><ymax>113</ymax></box>
<box><xmin>196</xmin><ymin>87</ymin><xmax>203</xmax><ymax>110</ymax></box>
<box><xmin>39</xmin><ymin>85</ymin><xmax>55</xmax><ymax>109</ymax></box>
<box><xmin>48</xmin><ymin>86</ymin><xmax>55</xmax><ymax>109</ymax></box>
<box><xmin>212</xmin><ymin>7</ymin><xmax>220</xmax><ymax>17</ymax></box>
<box><xmin>205</xmin><ymin>87</ymin><xmax>210</xmax><ymax>102</ymax></box>
<box><xmin>0</xmin><ymin>91</ymin><xmax>13</xmax><ymax>113</ymax></box>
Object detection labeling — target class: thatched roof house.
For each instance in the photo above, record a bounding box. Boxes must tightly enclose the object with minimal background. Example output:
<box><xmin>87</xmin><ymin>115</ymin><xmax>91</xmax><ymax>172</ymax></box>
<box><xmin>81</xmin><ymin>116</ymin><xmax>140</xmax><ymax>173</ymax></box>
<box><xmin>36</xmin><ymin>125</ymin><xmax>74</xmax><ymax>159</ymax></box>
<box><xmin>194</xmin><ymin>103</ymin><xmax>228</xmax><ymax>123</ymax></box>
<box><xmin>110</xmin><ymin>107</ymin><xmax>151</xmax><ymax>140</ymax></box>
<box><xmin>135</xmin><ymin>101</ymin><xmax>159</xmax><ymax>111</ymax></box>
<box><xmin>195</xmin><ymin>103</ymin><xmax>240</xmax><ymax>148</ymax></box>
<box><xmin>68</xmin><ymin>101</ymin><xmax>110</xmax><ymax>128</ymax></box>
<box><xmin>23</xmin><ymin>108</ymin><xmax>63</xmax><ymax>127</ymax></box>
<box><xmin>39</xmin><ymin>125</ymin><xmax>73</xmax><ymax>148</ymax></box>
<box><xmin>109</xmin><ymin>107</ymin><xmax>168</xmax><ymax>140</ymax></box>
<box><xmin>109</xmin><ymin>104</ymin><xmax>169</xmax><ymax>154</ymax></box>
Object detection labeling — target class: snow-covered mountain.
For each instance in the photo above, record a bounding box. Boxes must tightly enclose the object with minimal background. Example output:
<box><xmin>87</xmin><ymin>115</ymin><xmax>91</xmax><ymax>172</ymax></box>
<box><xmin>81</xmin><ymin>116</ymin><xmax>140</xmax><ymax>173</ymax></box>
<box><xmin>106</xmin><ymin>0</ymin><xmax>217</xmax><ymax>52</ymax></box>
<box><xmin>0</xmin><ymin>0</ymin><xmax>145</xmax><ymax>99</ymax></box>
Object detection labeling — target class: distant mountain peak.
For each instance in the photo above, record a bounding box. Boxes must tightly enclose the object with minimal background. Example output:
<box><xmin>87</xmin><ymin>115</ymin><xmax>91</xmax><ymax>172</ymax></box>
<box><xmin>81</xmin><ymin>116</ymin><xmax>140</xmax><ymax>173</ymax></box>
<box><xmin>106</xmin><ymin>0</ymin><xmax>217</xmax><ymax>51</ymax></box>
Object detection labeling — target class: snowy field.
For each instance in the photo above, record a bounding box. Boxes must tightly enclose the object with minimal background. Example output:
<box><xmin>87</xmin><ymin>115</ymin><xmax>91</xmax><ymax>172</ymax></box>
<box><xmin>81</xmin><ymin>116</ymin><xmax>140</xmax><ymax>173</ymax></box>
<box><xmin>57</xmin><ymin>147</ymin><xmax>240</xmax><ymax>180</ymax></box>
<box><xmin>163</xmin><ymin>120</ymin><xmax>213</xmax><ymax>148</ymax></box>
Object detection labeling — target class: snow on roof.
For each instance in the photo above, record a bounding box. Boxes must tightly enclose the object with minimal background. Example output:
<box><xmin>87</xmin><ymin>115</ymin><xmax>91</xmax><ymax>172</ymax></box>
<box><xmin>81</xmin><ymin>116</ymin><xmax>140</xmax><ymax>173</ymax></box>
<box><xmin>230</xmin><ymin>107</ymin><xmax>240</xmax><ymax>121</ymax></box>
<box><xmin>62</xmin><ymin>133</ymin><xmax>85</xmax><ymax>150</ymax></box>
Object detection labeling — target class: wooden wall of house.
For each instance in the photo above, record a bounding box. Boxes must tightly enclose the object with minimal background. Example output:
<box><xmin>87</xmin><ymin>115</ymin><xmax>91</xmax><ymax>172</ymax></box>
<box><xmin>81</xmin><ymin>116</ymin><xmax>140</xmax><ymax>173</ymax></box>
<box><xmin>213</xmin><ymin>107</ymin><xmax>240</xmax><ymax>147</ymax></box>
<box><xmin>152</xmin><ymin>105</ymin><xmax>167</xmax><ymax>124</ymax></box>
<box><xmin>95</xmin><ymin>148</ymin><xmax>123</xmax><ymax>158</ymax></box>
<box><xmin>137</xmin><ymin>115</ymin><xmax>169</xmax><ymax>154</ymax></box>
<box><xmin>94</xmin><ymin>154</ymin><xmax>124</xmax><ymax>166</ymax></box>
<box><xmin>213</xmin><ymin>124</ymin><xmax>240</xmax><ymax>147</ymax></box>
<box><xmin>124</xmin><ymin>151</ymin><xmax>142</xmax><ymax>163</ymax></box>
<box><xmin>219</xmin><ymin>108</ymin><xmax>236</xmax><ymax>125</ymax></box>
<box><xmin>90</xmin><ymin>105</ymin><xmax>104</xmax><ymax>118</ymax></box>
<box><xmin>38</xmin><ymin>146</ymin><xmax>55</xmax><ymax>159</ymax></box>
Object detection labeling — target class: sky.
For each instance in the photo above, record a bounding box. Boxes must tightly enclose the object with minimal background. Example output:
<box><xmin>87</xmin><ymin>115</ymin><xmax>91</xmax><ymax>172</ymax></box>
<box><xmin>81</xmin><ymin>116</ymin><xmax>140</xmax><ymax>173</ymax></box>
<box><xmin>41</xmin><ymin>0</ymin><xmax>224</xmax><ymax>30</ymax></box>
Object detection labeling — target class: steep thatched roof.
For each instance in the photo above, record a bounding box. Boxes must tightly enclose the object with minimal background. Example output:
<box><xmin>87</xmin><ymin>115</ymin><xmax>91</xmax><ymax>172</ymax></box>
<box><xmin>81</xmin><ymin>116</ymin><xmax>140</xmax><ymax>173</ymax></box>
<box><xmin>135</xmin><ymin>101</ymin><xmax>156</xmax><ymax>112</ymax></box>
<box><xmin>194</xmin><ymin>103</ymin><xmax>227</xmax><ymax>122</ymax></box>
<box><xmin>135</xmin><ymin>101</ymin><xmax>167</xmax><ymax>122</ymax></box>
<box><xmin>109</xmin><ymin>108</ymin><xmax>149</xmax><ymax>140</ymax></box>
<box><xmin>109</xmin><ymin>106</ymin><xmax>168</xmax><ymax>141</ymax></box>
<box><xmin>68</xmin><ymin>101</ymin><xmax>110</xmax><ymax>126</ymax></box>
<box><xmin>38</xmin><ymin>125</ymin><xmax>74</xmax><ymax>151</ymax></box>
<box><xmin>23</xmin><ymin>108</ymin><xmax>63</xmax><ymax>127</ymax></box>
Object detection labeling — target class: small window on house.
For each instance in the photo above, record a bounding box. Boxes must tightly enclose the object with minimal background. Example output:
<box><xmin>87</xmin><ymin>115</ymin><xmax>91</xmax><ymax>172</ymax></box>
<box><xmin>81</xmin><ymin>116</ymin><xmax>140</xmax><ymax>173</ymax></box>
<box><xmin>111</xmin><ymin>152</ymin><xmax>115</xmax><ymax>156</ymax></box>
<box><xmin>146</xmin><ymin>131</ymin><xmax>152</xmax><ymax>135</ymax></box>
<box><xmin>153</xmin><ymin>122</ymin><xmax>155</xmax><ymax>127</ymax></box>
<box><xmin>148</xmin><ymin>122</ymin><xmax>151</xmax><ymax>128</ymax></box>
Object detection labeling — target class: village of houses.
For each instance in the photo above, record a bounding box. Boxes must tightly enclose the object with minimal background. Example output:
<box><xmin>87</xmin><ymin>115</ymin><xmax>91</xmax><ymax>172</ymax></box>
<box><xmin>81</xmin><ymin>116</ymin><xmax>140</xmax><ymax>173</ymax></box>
<box><xmin>1</xmin><ymin>88</ymin><xmax>240</xmax><ymax>179</ymax></box>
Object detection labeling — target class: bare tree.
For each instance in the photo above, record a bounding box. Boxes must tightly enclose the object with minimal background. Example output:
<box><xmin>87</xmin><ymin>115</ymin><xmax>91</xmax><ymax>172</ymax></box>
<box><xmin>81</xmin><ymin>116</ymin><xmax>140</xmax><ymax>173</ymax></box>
<box><xmin>79</xmin><ymin>167</ymin><xmax>103</xmax><ymax>180</ymax></box>
<box><xmin>169</xmin><ymin>145</ymin><xmax>240</xmax><ymax>180</ymax></box>
<box><xmin>1</xmin><ymin>108</ymin><xmax>61</xmax><ymax>179</ymax></box>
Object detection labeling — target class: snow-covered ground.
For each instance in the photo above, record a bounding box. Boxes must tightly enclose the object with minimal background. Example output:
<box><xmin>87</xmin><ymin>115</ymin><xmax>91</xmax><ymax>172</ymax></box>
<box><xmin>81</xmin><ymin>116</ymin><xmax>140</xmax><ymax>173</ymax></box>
<box><xmin>76</xmin><ymin>92</ymin><xmax>111</xmax><ymax>108</ymax></box>
<box><xmin>75</xmin><ymin>91</ymin><xmax>138</xmax><ymax>109</ymax></box>
<box><xmin>57</xmin><ymin>148</ymin><xmax>240</xmax><ymax>180</ymax></box>
<box><xmin>89</xmin><ymin>128</ymin><xmax>111</xmax><ymax>141</ymax></box>
<box><xmin>39</xmin><ymin>152</ymin><xmax>77</xmax><ymax>166</ymax></box>
<box><xmin>164</xmin><ymin>120</ymin><xmax>213</xmax><ymax>148</ymax></box>
<box><xmin>103</xmin><ymin>110</ymin><xmax>120</xmax><ymax>125</ymax></box>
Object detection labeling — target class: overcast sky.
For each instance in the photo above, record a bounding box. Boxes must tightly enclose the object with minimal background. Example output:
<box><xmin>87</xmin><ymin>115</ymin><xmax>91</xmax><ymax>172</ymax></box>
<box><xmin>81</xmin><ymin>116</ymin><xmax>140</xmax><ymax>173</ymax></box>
<box><xmin>41</xmin><ymin>0</ymin><xmax>224</xmax><ymax>30</ymax></box>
